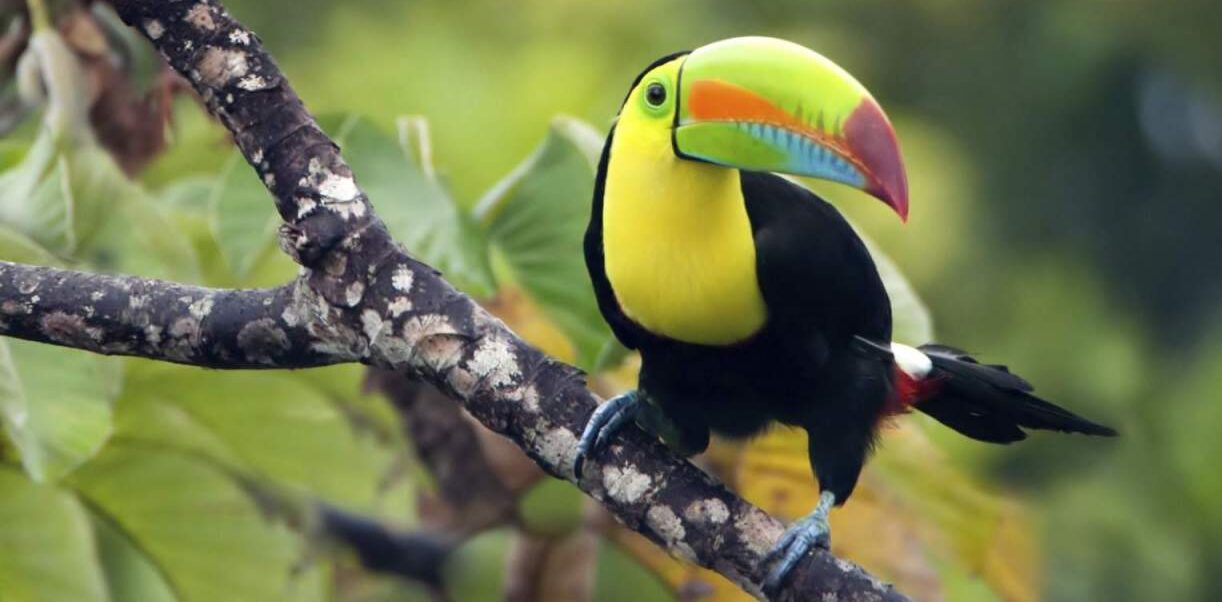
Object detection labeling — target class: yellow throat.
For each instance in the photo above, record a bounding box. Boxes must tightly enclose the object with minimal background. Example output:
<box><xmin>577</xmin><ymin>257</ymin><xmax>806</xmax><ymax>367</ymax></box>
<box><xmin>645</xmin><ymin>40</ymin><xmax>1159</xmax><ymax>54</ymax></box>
<box><xmin>602</xmin><ymin>67</ymin><xmax>768</xmax><ymax>346</ymax></box>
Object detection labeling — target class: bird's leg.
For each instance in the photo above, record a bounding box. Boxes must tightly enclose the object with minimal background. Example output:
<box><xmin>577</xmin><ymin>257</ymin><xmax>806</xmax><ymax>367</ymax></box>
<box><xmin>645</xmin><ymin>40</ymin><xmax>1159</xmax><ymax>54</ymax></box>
<box><xmin>574</xmin><ymin>390</ymin><xmax>641</xmax><ymax>478</ymax></box>
<box><xmin>762</xmin><ymin>489</ymin><xmax>837</xmax><ymax>593</ymax></box>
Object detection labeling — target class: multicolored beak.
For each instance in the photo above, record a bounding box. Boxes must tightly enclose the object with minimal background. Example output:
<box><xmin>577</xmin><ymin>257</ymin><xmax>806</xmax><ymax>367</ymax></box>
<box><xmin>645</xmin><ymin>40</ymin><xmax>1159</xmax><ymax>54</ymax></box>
<box><xmin>673</xmin><ymin>37</ymin><xmax>909</xmax><ymax>220</ymax></box>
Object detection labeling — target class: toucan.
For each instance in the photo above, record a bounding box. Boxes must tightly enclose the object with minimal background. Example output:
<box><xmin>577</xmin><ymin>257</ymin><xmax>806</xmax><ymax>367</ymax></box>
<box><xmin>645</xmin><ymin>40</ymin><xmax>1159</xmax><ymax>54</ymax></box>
<box><xmin>573</xmin><ymin>37</ymin><xmax>1116</xmax><ymax>592</ymax></box>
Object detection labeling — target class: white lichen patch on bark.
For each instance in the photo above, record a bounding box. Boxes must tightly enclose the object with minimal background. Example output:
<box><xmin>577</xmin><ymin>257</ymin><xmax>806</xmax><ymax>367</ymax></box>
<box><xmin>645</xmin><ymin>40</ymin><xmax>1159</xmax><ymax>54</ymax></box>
<box><xmin>188</xmin><ymin>296</ymin><xmax>214</xmax><ymax>320</ymax></box>
<box><xmin>646</xmin><ymin>505</ymin><xmax>696</xmax><ymax>561</ymax></box>
<box><xmin>684</xmin><ymin>498</ymin><xmax>730</xmax><ymax>525</ymax></box>
<box><xmin>734</xmin><ymin>506</ymin><xmax>784</xmax><ymax>558</ymax></box>
<box><xmin>197</xmin><ymin>46</ymin><xmax>249</xmax><ymax>88</ymax></box>
<box><xmin>296</xmin><ymin>196</ymin><xmax>316</xmax><ymax>218</ymax></box>
<box><xmin>400</xmin><ymin>314</ymin><xmax>465</xmax><ymax>373</ymax></box>
<box><xmin>236</xmin><ymin>74</ymin><xmax>271</xmax><ymax>91</ymax></box>
<box><xmin>280</xmin><ymin>303</ymin><xmax>301</xmax><ymax>327</ymax></box>
<box><xmin>833</xmin><ymin>557</ymin><xmax>858</xmax><ymax>575</ymax></box>
<box><xmin>344</xmin><ymin>281</ymin><xmax>365</xmax><ymax>307</ymax></box>
<box><xmin>143</xmin><ymin>19</ymin><xmax>165</xmax><ymax>40</ymax></box>
<box><xmin>305</xmin><ymin>158</ymin><xmax>365</xmax><ymax>220</ymax></box>
<box><xmin>387</xmin><ymin>296</ymin><xmax>412</xmax><ymax>317</ymax></box>
<box><xmin>528</xmin><ymin>426</ymin><xmax>579</xmax><ymax>472</ymax></box>
<box><xmin>360</xmin><ymin>309</ymin><xmax>385</xmax><ymax>344</ymax></box>
<box><xmin>519</xmin><ymin>384</ymin><xmax>541</xmax><ymax>412</ymax></box>
<box><xmin>602</xmin><ymin>464</ymin><xmax>653</xmax><ymax>505</ymax></box>
<box><xmin>391</xmin><ymin>265</ymin><xmax>414</xmax><ymax>292</ymax></box>
<box><xmin>466</xmin><ymin>335</ymin><xmax>519</xmax><ymax>389</ymax></box>
<box><xmin>184</xmin><ymin>4</ymin><xmax>216</xmax><ymax>31</ymax></box>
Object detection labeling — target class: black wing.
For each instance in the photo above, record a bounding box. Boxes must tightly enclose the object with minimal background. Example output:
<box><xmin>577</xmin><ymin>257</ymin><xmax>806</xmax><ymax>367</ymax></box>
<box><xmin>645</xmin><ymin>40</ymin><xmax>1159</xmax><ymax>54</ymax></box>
<box><xmin>741</xmin><ymin>171</ymin><xmax>892</xmax><ymax>346</ymax></box>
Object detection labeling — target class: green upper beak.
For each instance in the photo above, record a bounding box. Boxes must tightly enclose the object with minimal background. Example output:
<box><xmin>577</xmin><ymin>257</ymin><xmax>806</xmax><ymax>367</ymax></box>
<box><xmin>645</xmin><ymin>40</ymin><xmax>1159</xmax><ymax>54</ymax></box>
<box><xmin>673</xmin><ymin>37</ymin><xmax>909</xmax><ymax>220</ymax></box>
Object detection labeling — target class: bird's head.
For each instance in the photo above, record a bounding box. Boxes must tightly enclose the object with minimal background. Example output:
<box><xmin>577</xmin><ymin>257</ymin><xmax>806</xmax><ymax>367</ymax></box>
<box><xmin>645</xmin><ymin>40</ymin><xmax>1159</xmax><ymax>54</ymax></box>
<box><xmin>617</xmin><ymin>36</ymin><xmax>908</xmax><ymax>220</ymax></box>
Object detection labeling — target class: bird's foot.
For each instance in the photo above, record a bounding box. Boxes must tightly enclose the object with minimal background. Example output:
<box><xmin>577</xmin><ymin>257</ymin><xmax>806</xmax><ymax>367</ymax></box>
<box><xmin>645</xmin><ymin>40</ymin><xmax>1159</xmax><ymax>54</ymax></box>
<box><xmin>763</xmin><ymin>490</ymin><xmax>836</xmax><ymax>594</ymax></box>
<box><xmin>574</xmin><ymin>390</ymin><xmax>640</xmax><ymax>479</ymax></box>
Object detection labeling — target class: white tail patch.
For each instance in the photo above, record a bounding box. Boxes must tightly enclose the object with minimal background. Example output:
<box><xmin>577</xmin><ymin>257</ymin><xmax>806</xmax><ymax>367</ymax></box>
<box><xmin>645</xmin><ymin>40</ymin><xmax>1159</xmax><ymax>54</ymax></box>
<box><xmin>891</xmin><ymin>342</ymin><xmax>932</xmax><ymax>380</ymax></box>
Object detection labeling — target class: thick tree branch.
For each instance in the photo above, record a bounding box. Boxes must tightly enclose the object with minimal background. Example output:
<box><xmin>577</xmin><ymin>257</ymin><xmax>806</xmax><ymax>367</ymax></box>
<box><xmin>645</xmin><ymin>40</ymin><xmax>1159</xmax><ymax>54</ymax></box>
<box><xmin>7</xmin><ymin>1</ymin><xmax>917</xmax><ymax>599</ymax></box>
<box><xmin>0</xmin><ymin>262</ymin><xmax>355</xmax><ymax>368</ymax></box>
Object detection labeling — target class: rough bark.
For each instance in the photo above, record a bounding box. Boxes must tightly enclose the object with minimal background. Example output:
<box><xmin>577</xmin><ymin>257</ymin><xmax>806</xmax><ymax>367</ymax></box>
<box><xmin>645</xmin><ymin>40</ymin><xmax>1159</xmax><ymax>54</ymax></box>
<box><xmin>0</xmin><ymin>1</ymin><xmax>912</xmax><ymax>599</ymax></box>
<box><xmin>0</xmin><ymin>261</ymin><xmax>354</xmax><ymax>368</ymax></box>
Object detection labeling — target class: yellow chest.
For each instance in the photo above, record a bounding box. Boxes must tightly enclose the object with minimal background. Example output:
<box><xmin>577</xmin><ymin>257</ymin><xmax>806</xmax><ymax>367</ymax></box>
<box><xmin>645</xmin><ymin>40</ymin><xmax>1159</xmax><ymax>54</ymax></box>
<box><xmin>602</xmin><ymin>138</ymin><xmax>768</xmax><ymax>346</ymax></box>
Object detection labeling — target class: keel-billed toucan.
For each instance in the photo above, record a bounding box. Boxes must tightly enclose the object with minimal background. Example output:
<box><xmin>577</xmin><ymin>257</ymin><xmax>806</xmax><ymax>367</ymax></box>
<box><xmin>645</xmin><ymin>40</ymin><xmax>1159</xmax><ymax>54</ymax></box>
<box><xmin>573</xmin><ymin>36</ymin><xmax>1117</xmax><ymax>591</ymax></box>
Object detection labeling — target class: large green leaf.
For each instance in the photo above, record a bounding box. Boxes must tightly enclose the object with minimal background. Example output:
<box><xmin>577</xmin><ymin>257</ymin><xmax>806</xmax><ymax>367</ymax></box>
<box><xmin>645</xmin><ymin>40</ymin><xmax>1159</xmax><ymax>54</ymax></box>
<box><xmin>84</xmin><ymin>188</ymin><xmax>202</xmax><ymax>282</ymax></box>
<box><xmin>0</xmin><ymin>467</ymin><xmax>109</xmax><ymax>602</ymax></box>
<box><xmin>0</xmin><ymin>134</ymin><xmax>75</xmax><ymax>254</ymax></box>
<box><xmin>210</xmin><ymin>152</ymin><xmax>281</xmax><ymax>280</ymax></box>
<box><xmin>0</xmin><ymin>135</ymin><xmax>133</xmax><ymax>261</ymax></box>
<box><xmin>69</xmin><ymin>445</ymin><xmax>327</xmax><ymax>602</ymax></box>
<box><xmin>92</xmin><ymin>510</ymin><xmax>178</xmax><ymax>602</ymax></box>
<box><xmin>0</xmin><ymin>340</ymin><xmax>119</xmax><ymax>482</ymax></box>
<box><xmin>331</xmin><ymin>115</ymin><xmax>496</xmax><ymax>297</ymax></box>
<box><xmin>0</xmin><ymin>222</ymin><xmax>59</xmax><ymax>265</ymax></box>
<box><xmin>474</xmin><ymin>117</ymin><xmax>623</xmax><ymax>371</ymax></box>
<box><xmin>116</xmin><ymin>363</ymin><xmax>412</xmax><ymax>517</ymax></box>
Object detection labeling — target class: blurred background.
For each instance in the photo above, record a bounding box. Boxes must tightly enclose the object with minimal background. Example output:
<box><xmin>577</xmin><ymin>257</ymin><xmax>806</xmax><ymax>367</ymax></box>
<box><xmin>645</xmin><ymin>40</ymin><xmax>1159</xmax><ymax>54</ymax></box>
<box><xmin>1</xmin><ymin>0</ymin><xmax>1221</xmax><ymax>600</ymax></box>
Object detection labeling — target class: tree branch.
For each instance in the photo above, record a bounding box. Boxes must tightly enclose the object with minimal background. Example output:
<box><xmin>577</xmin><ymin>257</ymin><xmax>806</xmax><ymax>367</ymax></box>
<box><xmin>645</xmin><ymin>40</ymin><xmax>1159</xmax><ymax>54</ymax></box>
<box><xmin>0</xmin><ymin>262</ymin><xmax>355</xmax><ymax>368</ymax></box>
<box><xmin>317</xmin><ymin>504</ymin><xmax>452</xmax><ymax>592</ymax></box>
<box><xmin>5</xmin><ymin>1</ymin><xmax>916</xmax><ymax>599</ymax></box>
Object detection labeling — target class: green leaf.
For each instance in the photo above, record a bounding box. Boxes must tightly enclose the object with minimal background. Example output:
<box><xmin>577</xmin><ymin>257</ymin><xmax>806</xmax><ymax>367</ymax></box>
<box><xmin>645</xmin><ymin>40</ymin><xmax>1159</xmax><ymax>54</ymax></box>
<box><xmin>474</xmin><ymin>117</ymin><xmax>623</xmax><ymax>371</ymax></box>
<box><xmin>210</xmin><ymin>152</ymin><xmax>280</xmax><ymax>280</ymax></box>
<box><xmin>0</xmin><ymin>467</ymin><xmax>109</xmax><ymax>602</ymax></box>
<box><xmin>0</xmin><ymin>133</ymin><xmax>73</xmax><ymax>253</ymax></box>
<box><xmin>82</xmin><ymin>186</ymin><xmax>202</xmax><ymax>282</ymax></box>
<box><xmin>116</xmin><ymin>364</ymin><xmax>411</xmax><ymax>516</ymax></box>
<box><xmin>0</xmin><ymin>223</ymin><xmax>59</xmax><ymax>264</ymax></box>
<box><xmin>68</xmin><ymin>445</ymin><xmax>327</xmax><ymax>602</ymax></box>
<box><xmin>0</xmin><ymin>126</ymin><xmax>138</xmax><ymax>262</ymax></box>
<box><xmin>93</xmin><ymin>510</ymin><xmax>178</xmax><ymax>602</ymax></box>
<box><xmin>0</xmin><ymin>339</ymin><xmax>119</xmax><ymax>482</ymax></box>
<box><xmin>331</xmin><ymin>115</ymin><xmax>495</xmax><ymax>297</ymax></box>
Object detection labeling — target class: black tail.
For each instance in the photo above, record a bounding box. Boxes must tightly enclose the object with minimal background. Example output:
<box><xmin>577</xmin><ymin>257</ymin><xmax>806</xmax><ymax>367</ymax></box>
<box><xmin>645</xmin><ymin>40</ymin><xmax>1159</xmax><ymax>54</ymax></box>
<box><xmin>914</xmin><ymin>344</ymin><xmax>1118</xmax><ymax>443</ymax></box>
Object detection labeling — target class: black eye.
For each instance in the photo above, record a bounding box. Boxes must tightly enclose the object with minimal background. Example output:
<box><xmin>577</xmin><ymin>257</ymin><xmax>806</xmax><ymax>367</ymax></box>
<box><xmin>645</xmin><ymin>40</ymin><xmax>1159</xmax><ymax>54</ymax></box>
<box><xmin>645</xmin><ymin>83</ymin><xmax>667</xmax><ymax>107</ymax></box>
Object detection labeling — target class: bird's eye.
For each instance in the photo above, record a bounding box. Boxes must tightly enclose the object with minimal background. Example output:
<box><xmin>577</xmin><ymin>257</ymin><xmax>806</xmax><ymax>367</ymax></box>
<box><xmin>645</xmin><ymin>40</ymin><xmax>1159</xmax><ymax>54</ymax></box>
<box><xmin>645</xmin><ymin>83</ymin><xmax>667</xmax><ymax>107</ymax></box>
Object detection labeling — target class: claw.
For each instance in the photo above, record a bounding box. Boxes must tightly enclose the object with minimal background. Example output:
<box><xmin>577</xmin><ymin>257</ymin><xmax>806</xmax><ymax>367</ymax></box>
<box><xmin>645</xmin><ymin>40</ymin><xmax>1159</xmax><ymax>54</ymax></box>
<box><xmin>574</xmin><ymin>390</ymin><xmax>640</xmax><ymax>479</ymax></box>
<box><xmin>763</xmin><ymin>490</ymin><xmax>836</xmax><ymax>594</ymax></box>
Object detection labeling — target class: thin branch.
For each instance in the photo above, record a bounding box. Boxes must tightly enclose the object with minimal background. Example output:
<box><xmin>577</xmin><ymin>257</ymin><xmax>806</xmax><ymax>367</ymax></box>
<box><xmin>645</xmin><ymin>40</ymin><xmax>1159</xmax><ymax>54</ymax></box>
<box><xmin>317</xmin><ymin>504</ymin><xmax>452</xmax><ymax>591</ymax></box>
<box><xmin>0</xmin><ymin>262</ymin><xmax>355</xmax><ymax>368</ymax></box>
<box><xmin>6</xmin><ymin>1</ymin><xmax>919</xmax><ymax>599</ymax></box>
